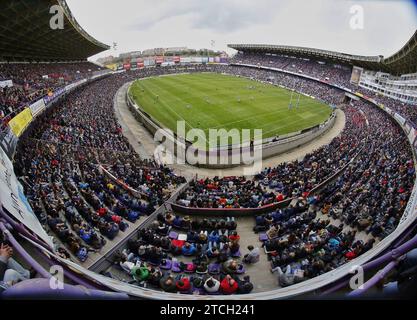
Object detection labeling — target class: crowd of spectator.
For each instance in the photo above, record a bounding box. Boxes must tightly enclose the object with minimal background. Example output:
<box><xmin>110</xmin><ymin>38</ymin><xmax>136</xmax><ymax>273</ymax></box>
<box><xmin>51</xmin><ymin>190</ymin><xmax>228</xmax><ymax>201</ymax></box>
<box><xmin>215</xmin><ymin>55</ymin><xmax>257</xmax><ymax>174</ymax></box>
<box><xmin>5</xmin><ymin>61</ymin><xmax>415</xmax><ymax>293</ymax></box>
<box><xmin>13</xmin><ymin>68</ymin><xmax>196</xmax><ymax>262</ymax></box>
<box><xmin>230</xmin><ymin>52</ymin><xmax>354</xmax><ymax>90</ymax></box>
<box><xmin>175</xmin><ymin>103</ymin><xmax>367</xmax><ymax>209</ymax></box>
<box><xmin>254</xmin><ymin>100</ymin><xmax>414</xmax><ymax>286</ymax></box>
<box><xmin>230</xmin><ymin>52</ymin><xmax>417</xmax><ymax>131</ymax></box>
<box><xmin>112</xmin><ymin>212</ymin><xmax>256</xmax><ymax>295</ymax></box>
<box><xmin>0</xmin><ymin>62</ymin><xmax>102</xmax><ymax>126</ymax></box>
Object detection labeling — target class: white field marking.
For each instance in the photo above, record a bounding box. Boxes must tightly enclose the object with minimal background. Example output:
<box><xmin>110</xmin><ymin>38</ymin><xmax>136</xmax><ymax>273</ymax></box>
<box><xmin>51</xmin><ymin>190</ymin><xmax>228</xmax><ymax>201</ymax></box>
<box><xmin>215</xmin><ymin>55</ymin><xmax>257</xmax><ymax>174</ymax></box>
<box><xmin>141</xmin><ymin>79</ymin><xmax>208</xmax><ymax>144</ymax></box>
<box><xmin>138</xmin><ymin>73</ymin><xmax>297</xmax><ymax>127</ymax></box>
<box><xmin>195</xmin><ymin>93</ymin><xmax>317</xmax><ymax>129</ymax></box>
<box><xmin>208</xmin><ymin>99</ymin><xmax>329</xmax><ymax>130</ymax></box>
<box><xmin>140</xmin><ymin>80</ymin><xmax>194</xmax><ymax>131</ymax></box>
<box><xmin>143</xmin><ymin>81</ymin><xmax>223</xmax><ymax>140</ymax></box>
<box><xmin>157</xmin><ymin>73</ymin><xmax>294</xmax><ymax>105</ymax></box>
<box><xmin>203</xmin><ymin>106</ymin><xmax>330</xmax><ymax>145</ymax></box>
<box><xmin>204</xmin><ymin>104</ymin><xmax>332</xmax><ymax>145</ymax></box>
<box><xmin>137</xmin><ymin>75</ymin><xmax>331</xmax><ymax>144</ymax></box>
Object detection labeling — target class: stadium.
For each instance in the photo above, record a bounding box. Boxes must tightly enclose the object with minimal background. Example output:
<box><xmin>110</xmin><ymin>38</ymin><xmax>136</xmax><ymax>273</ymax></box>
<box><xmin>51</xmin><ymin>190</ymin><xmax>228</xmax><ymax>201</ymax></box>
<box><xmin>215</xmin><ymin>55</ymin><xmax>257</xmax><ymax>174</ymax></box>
<box><xmin>1</xmin><ymin>0</ymin><xmax>417</xmax><ymax>305</ymax></box>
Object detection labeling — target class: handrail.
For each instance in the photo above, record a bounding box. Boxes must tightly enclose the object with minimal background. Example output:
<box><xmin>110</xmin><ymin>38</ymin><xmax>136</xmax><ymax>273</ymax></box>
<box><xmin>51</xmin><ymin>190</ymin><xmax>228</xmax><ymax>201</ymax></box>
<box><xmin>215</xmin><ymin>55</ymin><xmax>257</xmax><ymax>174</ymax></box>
<box><xmin>0</xmin><ymin>222</ymin><xmax>51</xmax><ymax>279</ymax></box>
<box><xmin>0</xmin><ymin>208</ymin><xmax>53</xmax><ymax>251</ymax></box>
<box><xmin>347</xmin><ymin>232</ymin><xmax>417</xmax><ymax>297</ymax></box>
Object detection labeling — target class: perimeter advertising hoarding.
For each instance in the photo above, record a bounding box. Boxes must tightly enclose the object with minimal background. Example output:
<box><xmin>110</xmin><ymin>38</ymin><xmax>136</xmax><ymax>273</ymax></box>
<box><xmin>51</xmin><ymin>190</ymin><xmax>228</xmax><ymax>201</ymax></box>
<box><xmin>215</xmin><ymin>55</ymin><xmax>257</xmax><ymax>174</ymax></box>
<box><xmin>0</xmin><ymin>146</ymin><xmax>54</xmax><ymax>249</ymax></box>
<box><xmin>155</xmin><ymin>56</ymin><xmax>164</xmax><ymax>64</ymax></box>
<box><xmin>408</xmin><ymin>126</ymin><xmax>417</xmax><ymax>145</ymax></box>
<box><xmin>173</xmin><ymin>56</ymin><xmax>181</xmax><ymax>63</ymax></box>
<box><xmin>190</xmin><ymin>56</ymin><xmax>203</xmax><ymax>64</ymax></box>
<box><xmin>0</xmin><ymin>127</ymin><xmax>18</xmax><ymax>160</ymax></box>
<box><xmin>161</xmin><ymin>62</ymin><xmax>175</xmax><ymax>67</ymax></box>
<box><xmin>29</xmin><ymin>98</ymin><xmax>46</xmax><ymax>117</ymax></box>
<box><xmin>394</xmin><ymin>112</ymin><xmax>406</xmax><ymax>126</ymax></box>
<box><xmin>105</xmin><ymin>64</ymin><xmax>118</xmax><ymax>71</ymax></box>
<box><xmin>43</xmin><ymin>87</ymin><xmax>66</xmax><ymax>105</ymax></box>
<box><xmin>8</xmin><ymin>108</ymin><xmax>33</xmax><ymax>138</ymax></box>
<box><xmin>144</xmin><ymin>58</ymin><xmax>155</xmax><ymax>66</ymax></box>
<box><xmin>180</xmin><ymin>57</ymin><xmax>191</xmax><ymax>64</ymax></box>
<box><xmin>0</xmin><ymin>80</ymin><xmax>13</xmax><ymax>88</ymax></box>
<box><xmin>123</xmin><ymin>63</ymin><xmax>131</xmax><ymax>71</ymax></box>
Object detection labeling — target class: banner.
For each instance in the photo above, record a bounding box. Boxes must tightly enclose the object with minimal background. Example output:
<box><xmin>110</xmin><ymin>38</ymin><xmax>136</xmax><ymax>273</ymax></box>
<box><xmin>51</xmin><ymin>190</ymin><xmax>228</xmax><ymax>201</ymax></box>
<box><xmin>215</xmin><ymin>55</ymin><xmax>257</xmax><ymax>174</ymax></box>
<box><xmin>29</xmin><ymin>99</ymin><xmax>46</xmax><ymax>117</ymax></box>
<box><xmin>0</xmin><ymin>127</ymin><xmax>18</xmax><ymax>160</ymax></box>
<box><xmin>408</xmin><ymin>127</ymin><xmax>417</xmax><ymax>145</ymax></box>
<box><xmin>173</xmin><ymin>56</ymin><xmax>181</xmax><ymax>63</ymax></box>
<box><xmin>0</xmin><ymin>80</ymin><xmax>13</xmax><ymax>88</ymax></box>
<box><xmin>350</xmin><ymin>66</ymin><xmax>363</xmax><ymax>85</ymax></box>
<box><xmin>0</xmin><ymin>146</ymin><xmax>54</xmax><ymax>248</ymax></box>
<box><xmin>8</xmin><ymin>108</ymin><xmax>33</xmax><ymax>137</ymax></box>
<box><xmin>190</xmin><ymin>57</ymin><xmax>203</xmax><ymax>63</ymax></box>
<box><xmin>161</xmin><ymin>61</ymin><xmax>175</xmax><ymax>67</ymax></box>
<box><xmin>123</xmin><ymin>63</ymin><xmax>131</xmax><ymax>71</ymax></box>
<box><xmin>155</xmin><ymin>56</ymin><xmax>164</xmax><ymax>64</ymax></box>
<box><xmin>180</xmin><ymin>57</ymin><xmax>191</xmax><ymax>64</ymax></box>
<box><xmin>144</xmin><ymin>59</ymin><xmax>155</xmax><ymax>66</ymax></box>
<box><xmin>43</xmin><ymin>87</ymin><xmax>66</xmax><ymax>105</ymax></box>
<box><xmin>65</xmin><ymin>79</ymin><xmax>87</xmax><ymax>92</ymax></box>
<box><xmin>394</xmin><ymin>112</ymin><xmax>406</xmax><ymax>125</ymax></box>
<box><xmin>105</xmin><ymin>64</ymin><xmax>118</xmax><ymax>71</ymax></box>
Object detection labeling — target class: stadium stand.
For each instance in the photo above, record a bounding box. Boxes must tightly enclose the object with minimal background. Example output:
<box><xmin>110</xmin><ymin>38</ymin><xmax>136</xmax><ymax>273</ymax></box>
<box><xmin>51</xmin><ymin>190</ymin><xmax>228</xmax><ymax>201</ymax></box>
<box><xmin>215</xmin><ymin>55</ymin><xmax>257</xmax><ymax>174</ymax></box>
<box><xmin>0</xmin><ymin>0</ymin><xmax>417</xmax><ymax>300</ymax></box>
<box><xmin>0</xmin><ymin>62</ymin><xmax>103</xmax><ymax>126</ymax></box>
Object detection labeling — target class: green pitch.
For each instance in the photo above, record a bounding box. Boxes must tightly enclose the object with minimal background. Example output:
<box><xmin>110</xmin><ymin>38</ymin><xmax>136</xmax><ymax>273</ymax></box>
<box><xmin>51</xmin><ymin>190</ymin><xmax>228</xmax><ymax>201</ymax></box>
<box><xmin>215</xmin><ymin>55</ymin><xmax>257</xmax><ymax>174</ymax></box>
<box><xmin>129</xmin><ymin>72</ymin><xmax>333</xmax><ymax>148</ymax></box>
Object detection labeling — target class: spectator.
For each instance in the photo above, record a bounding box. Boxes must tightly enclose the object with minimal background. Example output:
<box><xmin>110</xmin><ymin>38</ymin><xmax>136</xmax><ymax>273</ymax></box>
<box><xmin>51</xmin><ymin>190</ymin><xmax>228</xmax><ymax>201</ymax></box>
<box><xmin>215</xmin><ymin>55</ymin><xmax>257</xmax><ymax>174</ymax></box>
<box><xmin>243</xmin><ymin>246</ymin><xmax>260</xmax><ymax>264</ymax></box>
<box><xmin>0</xmin><ymin>243</ymin><xmax>32</xmax><ymax>288</ymax></box>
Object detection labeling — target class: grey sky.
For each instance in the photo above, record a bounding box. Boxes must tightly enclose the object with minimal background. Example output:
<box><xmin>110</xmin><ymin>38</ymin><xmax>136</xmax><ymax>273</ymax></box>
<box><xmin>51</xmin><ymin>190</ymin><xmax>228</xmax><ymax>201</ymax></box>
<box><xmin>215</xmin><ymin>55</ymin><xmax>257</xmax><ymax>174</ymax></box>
<box><xmin>65</xmin><ymin>0</ymin><xmax>417</xmax><ymax>61</ymax></box>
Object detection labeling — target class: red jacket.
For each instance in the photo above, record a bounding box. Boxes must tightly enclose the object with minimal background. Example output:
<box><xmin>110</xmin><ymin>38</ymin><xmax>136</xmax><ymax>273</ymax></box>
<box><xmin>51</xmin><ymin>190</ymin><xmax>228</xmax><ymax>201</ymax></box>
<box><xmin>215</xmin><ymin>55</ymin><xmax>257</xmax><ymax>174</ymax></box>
<box><xmin>111</xmin><ymin>215</ymin><xmax>122</xmax><ymax>224</ymax></box>
<box><xmin>345</xmin><ymin>251</ymin><xmax>357</xmax><ymax>260</ymax></box>
<box><xmin>97</xmin><ymin>207</ymin><xmax>107</xmax><ymax>217</ymax></box>
<box><xmin>220</xmin><ymin>277</ymin><xmax>238</xmax><ymax>294</ymax></box>
<box><xmin>176</xmin><ymin>278</ymin><xmax>191</xmax><ymax>291</ymax></box>
<box><xmin>229</xmin><ymin>234</ymin><xmax>240</xmax><ymax>242</ymax></box>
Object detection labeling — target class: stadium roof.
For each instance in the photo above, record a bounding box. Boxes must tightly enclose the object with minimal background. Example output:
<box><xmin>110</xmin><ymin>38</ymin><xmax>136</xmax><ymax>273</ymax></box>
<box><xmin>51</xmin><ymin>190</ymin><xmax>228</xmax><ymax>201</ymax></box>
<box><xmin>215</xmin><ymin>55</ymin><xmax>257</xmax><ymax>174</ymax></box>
<box><xmin>382</xmin><ymin>30</ymin><xmax>417</xmax><ymax>75</ymax></box>
<box><xmin>229</xmin><ymin>30</ymin><xmax>417</xmax><ymax>76</ymax></box>
<box><xmin>0</xmin><ymin>0</ymin><xmax>110</xmax><ymax>62</ymax></box>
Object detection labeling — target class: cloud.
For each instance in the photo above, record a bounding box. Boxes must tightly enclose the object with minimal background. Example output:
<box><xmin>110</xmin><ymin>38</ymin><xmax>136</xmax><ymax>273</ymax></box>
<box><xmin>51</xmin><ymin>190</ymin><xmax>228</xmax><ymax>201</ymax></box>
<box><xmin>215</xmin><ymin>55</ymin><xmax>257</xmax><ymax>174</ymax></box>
<box><xmin>128</xmin><ymin>0</ymin><xmax>281</xmax><ymax>33</ymax></box>
<box><xmin>65</xmin><ymin>0</ymin><xmax>417</xmax><ymax>61</ymax></box>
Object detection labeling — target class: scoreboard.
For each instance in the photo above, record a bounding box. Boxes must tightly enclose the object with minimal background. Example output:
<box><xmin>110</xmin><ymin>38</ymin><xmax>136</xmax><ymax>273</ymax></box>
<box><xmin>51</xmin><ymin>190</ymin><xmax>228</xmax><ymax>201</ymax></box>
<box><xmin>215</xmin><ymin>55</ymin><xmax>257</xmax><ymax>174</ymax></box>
<box><xmin>350</xmin><ymin>66</ymin><xmax>364</xmax><ymax>85</ymax></box>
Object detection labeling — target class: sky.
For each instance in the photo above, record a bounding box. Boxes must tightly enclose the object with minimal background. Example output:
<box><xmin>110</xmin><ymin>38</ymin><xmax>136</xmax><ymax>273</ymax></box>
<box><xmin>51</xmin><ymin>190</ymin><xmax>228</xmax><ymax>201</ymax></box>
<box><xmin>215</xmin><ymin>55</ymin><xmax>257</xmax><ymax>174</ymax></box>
<box><xmin>64</xmin><ymin>0</ymin><xmax>417</xmax><ymax>61</ymax></box>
